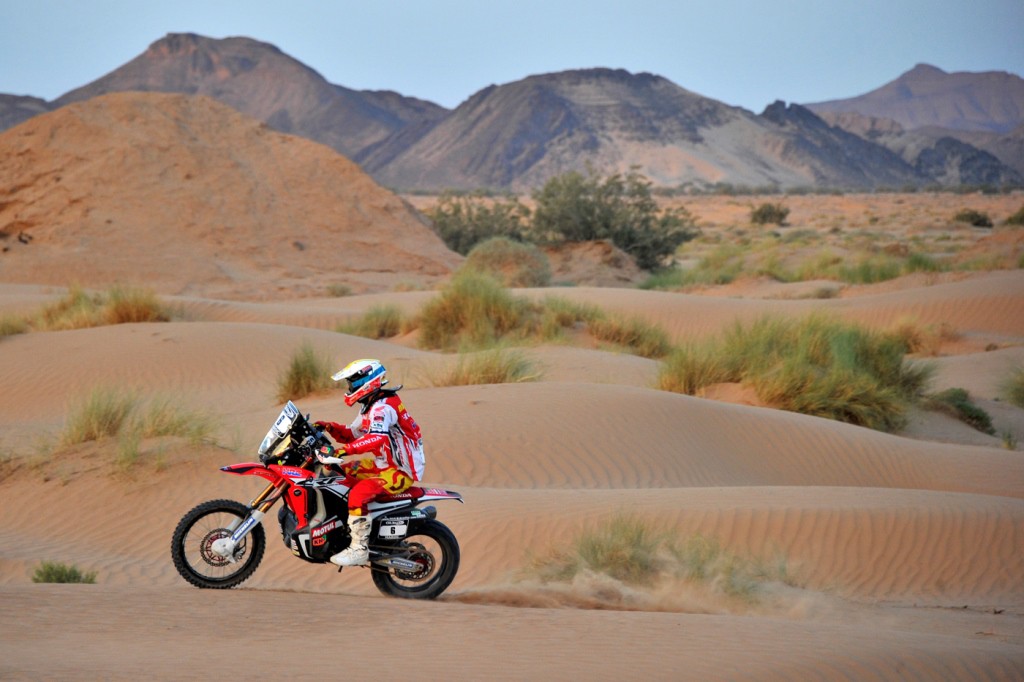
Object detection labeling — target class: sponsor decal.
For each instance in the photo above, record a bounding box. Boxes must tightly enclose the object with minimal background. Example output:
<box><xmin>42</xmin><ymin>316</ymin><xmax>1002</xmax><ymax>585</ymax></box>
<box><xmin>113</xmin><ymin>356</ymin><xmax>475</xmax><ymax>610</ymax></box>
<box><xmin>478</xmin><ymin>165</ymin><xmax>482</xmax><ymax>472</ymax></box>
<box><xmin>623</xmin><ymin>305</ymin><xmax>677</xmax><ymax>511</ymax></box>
<box><xmin>312</xmin><ymin>536</ymin><xmax>326</xmax><ymax>547</ymax></box>
<box><xmin>283</xmin><ymin>468</ymin><xmax>304</xmax><ymax>478</ymax></box>
<box><xmin>312</xmin><ymin>519</ymin><xmax>339</xmax><ymax>538</ymax></box>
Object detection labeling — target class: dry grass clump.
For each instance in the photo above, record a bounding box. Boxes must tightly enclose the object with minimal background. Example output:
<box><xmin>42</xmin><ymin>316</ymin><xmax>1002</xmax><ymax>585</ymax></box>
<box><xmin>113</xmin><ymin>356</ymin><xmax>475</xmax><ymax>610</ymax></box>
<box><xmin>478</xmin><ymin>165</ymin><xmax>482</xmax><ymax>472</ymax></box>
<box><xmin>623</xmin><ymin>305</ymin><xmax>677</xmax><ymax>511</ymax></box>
<box><xmin>276</xmin><ymin>342</ymin><xmax>334</xmax><ymax>401</ymax></box>
<box><xmin>416</xmin><ymin>271</ymin><xmax>671</xmax><ymax>358</ymax></box>
<box><xmin>35</xmin><ymin>285</ymin><xmax>170</xmax><ymax>331</ymax></box>
<box><xmin>32</xmin><ymin>561</ymin><xmax>97</xmax><ymax>584</ymax></box>
<box><xmin>462</xmin><ymin>236</ymin><xmax>552</xmax><ymax>287</ymax></box>
<box><xmin>528</xmin><ymin>514</ymin><xmax>792</xmax><ymax>600</ymax></box>
<box><xmin>337</xmin><ymin>304</ymin><xmax>407</xmax><ymax>340</ymax></box>
<box><xmin>658</xmin><ymin>314</ymin><xmax>933</xmax><ymax>432</ymax></box>
<box><xmin>1000</xmin><ymin>365</ymin><xmax>1024</xmax><ymax>409</ymax></box>
<box><xmin>60</xmin><ymin>387</ymin><xmax>219</xmax><ymax>471</ymax></box>
<box><xmin>889</xmin><ymin>318</ymin><xmax>959</xmax><ymax>356</ymax></box>
<box><xmin>422</xmin><ymin>348</ymin><xmax>540</xmax><ymax>387</ymax></box>
<box><xmin>0</xmin><ymin>314</ymin><xmax>29</xmax><ymax>338</ymax></box>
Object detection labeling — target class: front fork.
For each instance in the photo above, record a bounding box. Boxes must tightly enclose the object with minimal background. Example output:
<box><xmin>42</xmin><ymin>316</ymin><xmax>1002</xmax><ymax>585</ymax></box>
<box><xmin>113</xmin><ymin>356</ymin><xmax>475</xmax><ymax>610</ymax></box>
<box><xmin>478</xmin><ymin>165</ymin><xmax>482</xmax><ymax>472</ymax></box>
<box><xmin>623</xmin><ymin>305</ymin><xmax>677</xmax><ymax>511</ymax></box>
<box><xmin>211</xmin><ymin>480</ymin><xmax>288</xmax><ymax>561</ymax></box>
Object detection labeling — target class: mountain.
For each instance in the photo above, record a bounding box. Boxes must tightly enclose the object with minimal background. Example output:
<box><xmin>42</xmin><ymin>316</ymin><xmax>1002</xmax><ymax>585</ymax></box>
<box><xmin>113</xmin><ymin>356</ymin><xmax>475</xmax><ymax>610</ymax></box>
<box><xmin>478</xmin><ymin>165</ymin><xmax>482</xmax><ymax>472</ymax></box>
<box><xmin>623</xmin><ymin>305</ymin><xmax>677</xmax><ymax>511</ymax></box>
<box><xmin>0</xmin><ymin>92</ymin><xmax>460</xmax><ymax>299</ymax></box>
<box><xmin>806</xmin><ymin>64</ymin><xmax>1024</xmax><ymax>134</ymax></box>
<box><xmin>0</xmin><ymin>94</ymin><xmax>50</xmax><ymax>130</ymax></box>
<box><xmin>53</xmin><ymin>33</ymin><xmax>448</xmax><ymax>159</ymax></box>
<box><xmin>360</xmin><ymin>68</ymin><xmax>932</xmax><ymax>192</ymax></box>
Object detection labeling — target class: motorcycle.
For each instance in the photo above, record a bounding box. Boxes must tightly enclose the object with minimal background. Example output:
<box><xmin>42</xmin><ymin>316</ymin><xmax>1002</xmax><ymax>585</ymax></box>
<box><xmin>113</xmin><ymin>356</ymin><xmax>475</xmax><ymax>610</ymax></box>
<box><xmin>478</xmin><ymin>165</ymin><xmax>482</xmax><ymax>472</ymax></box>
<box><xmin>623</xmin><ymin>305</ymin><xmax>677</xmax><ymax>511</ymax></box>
<box><xmin>170</xmin><ymin>400</ymin><xmax>463</xmax><ymax>599</ymax></box>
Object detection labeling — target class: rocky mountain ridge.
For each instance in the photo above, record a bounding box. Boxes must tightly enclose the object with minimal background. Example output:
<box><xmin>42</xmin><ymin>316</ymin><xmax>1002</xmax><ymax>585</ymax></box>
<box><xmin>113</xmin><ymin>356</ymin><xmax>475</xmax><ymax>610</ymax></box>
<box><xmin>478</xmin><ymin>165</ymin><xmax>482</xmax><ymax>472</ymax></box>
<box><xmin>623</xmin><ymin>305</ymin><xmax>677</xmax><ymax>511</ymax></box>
<box><xmin>2</xmin><ymin>35</ymin><xmax>1020</xmax><ymax>191</ymax></box>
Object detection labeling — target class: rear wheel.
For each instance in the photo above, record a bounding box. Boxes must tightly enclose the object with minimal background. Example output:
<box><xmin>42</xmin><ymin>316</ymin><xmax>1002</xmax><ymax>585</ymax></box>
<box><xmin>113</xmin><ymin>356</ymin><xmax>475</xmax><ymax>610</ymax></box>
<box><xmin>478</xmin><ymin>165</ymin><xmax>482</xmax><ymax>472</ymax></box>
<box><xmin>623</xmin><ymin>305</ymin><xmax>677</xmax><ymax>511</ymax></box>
<box><xmin>370</xmin><ymin>519</ymin><xmax>460</xmax><ymax>599</ymax></box>
<box><xmin>171</xmin><ymin>499</ymin><xmax>266</xmax><ymax>589</ymax></box>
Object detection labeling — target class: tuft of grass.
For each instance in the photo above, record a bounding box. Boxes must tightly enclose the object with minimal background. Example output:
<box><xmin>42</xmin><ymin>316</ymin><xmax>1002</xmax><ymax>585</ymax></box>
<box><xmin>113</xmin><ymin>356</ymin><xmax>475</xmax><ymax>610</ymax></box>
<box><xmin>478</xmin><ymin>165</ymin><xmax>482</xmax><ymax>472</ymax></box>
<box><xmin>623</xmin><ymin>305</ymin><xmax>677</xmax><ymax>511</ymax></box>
<box><xmin>62</xmin><ymin>387</ymin><xmax>138</xmax><ymax>446</ymax></box>
<box><xmin>587</xmin><ymin>314</ymin><xmax>671</xmax><ymax>359</ymax></box>
<box><xmin>925</xmin><ymin>387</ymin><xmax>995</xmax><ymax>434</ymax></box>
<box><xmin>36</xmin><ymin>286</ymin><xmax>169</xmax><ymax>331</ymax></box>
<box><xmin>528</xmin><ymin>515</ymin><xmax>792</xmax><ymax>601</ymax></box>
<box><xmin>32</xmin><ymin>561</ymin><xmax>97</xmax><ymax>584</ymax></box>
<box><xmin>422</xmin><ymin>348</ymin><xmax>540</xmax><ymax>387</ymax></box>
<box><xmin>1</xmin><ymin>314</ymin><xmax>29</xmax><ymax>337</ymax></box>
<box><xmin>418</xmin><ymin>270</ymin><xmax>536</xmax><ymax>350</ymax></box>
<box><xmin>462</xmin><ymin>236</ymin><xmax>552</xmax><ymax>288</ymax></box>
<box><xmin>276</xmin><ymin>342</ymin><xmax>334</xmax><ymax>402</ymax></box>
<box><xmin>658</xmin><ymin>314</ymin><xmax>933</xmax><ymax>432</ymax></box>
<box><xmin>326</xmin><ymin>283</ymin><xmax>352</xmax><ymax>297</ymax></box>
<box><xmin>750</xmin><ymin>202</ymin><xmax>790</xmax><ymax>226</ymax></box>
<box><xmin>999</xmin><ymin>365</ymin><xmax>1024</xmax><ymax>409</ymax></box>
<box><xmin>337</xmin><ymin>304</ymin><xmax>406</xmax><ymax>339</ymax></box>
<box><xmin>889</xmin><ymin>318</ymin><xmax>958</xmax><ymax>357</ymax></box>
<box><xmin>953</xmin><ymin>208</ymin><xmax>993</xmax><ymax>227</ymax></box>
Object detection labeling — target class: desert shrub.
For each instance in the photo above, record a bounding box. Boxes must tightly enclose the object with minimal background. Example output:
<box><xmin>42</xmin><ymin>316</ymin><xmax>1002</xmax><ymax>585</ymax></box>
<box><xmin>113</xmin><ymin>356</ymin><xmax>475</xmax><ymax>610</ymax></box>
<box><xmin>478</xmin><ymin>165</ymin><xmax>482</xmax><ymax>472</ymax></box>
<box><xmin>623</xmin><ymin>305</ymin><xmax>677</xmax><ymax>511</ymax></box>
<box><xmin>0</xmin><ymin>314</ymin><xmax>29</xmax><ymax>337</ymax></box>
<box><xmin>134</xmin><ymin>396</ymin><xmax>218</xmax><ymax>445</ymax></box>
<box><xmin>1000</xmin><ymin>365</ymin><xmax>1024</xmax><ymax>408</ymax></box>
<box><xmin>425</xmin><ymin>191</ymin><xmax>531</xmax><ymax>255</ymax></box>
<box><xmin>462</xmin><ymin>236</ymin><xmax>552</xmax><ymax>287</ymax></box>
<box><xmin>528</xmin><ymin>515</ymin><xmax>790</xmax><ymax>600</ymax></box>
<box><xmin>953</xmin><ymin>208</ymin><xmax>993</xmax><ymax>227</ymax></box>
<box><xmin>417</xmin><ymin>270</ymin><xmax>535</xmax><ymax>350</ymax></box>
<box><xmin>337</xmin><ymin>304</ymin><xmax>406</xmax><ymax>339</ymax></box>
<box><xmin>658</xmin><ymin>314</ymin><xmax>933</xmax><ymax>432</ymax></box>
<box><xmin>105</xmin><ymin>285</ymin><xmax>170</xmax><ymax>324</ymax></box>
<box><xmin>32</xmin><ymin>561</ymin><xmax>97</xmax><ymax>584</ymax></box>
<box><xmin>326</xmin><ymin>283</ymin><xmax>352</xmax><ymax>297</ymax></box>
<box><xmin>587</xmin><ymin>314</ymin><xmax>671</xmax><ymax>359</ymax></box>
<box><xmin>35</xmin><ymin>285</ymin><xmax>170</xmax><ymax>331</ymax></box>
<box><xmin>640</xmin><ymin>244</ymin><xmax>745</xmax><ymax>290</ymax></box>
<box><xmin>837</xmin><ymin>255</ymin><xmax>903</xmax><ymax>284</ymax></box>
<box><xmin>62</xmin><ymin>386</ymin><xmax>138</xmax><ymax>445</ymax></box>
<box><xmin>531</xmin><ymin>168</ymin><xmax>698</xmax><ymax>269</ymax></box>
<box><xmin>277</xmin><ymin>342</ymin><xmax>334</xmax><ymax>401</ymax></box>
<box><xmin>750</xmin><ymin>202</ymin><xmax>790</xmax><ymax>226</ymax></box>
<box><xmin>925</xmin><ymin>388</ymin><xmax>995</xmax><ymax>434</ymax></box>
<box><xmin>423</xmin><ymin>348</ymin><xmax>539</xmax><ymax>386</ymax></box>
<box><xmin>1004</xmin><ymin>204</ymin><xmax>1024</xmax><ymax>226</ymax></box>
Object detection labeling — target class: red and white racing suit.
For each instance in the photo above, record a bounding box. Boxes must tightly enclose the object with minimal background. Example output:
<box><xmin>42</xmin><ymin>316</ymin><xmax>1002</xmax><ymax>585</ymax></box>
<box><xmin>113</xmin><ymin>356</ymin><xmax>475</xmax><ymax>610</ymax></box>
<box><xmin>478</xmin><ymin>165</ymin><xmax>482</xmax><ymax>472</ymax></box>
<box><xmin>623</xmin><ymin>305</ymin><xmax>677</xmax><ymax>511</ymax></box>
<box><xmin>318</xmin><ymin>392</ymin><xmax>425</xmax><ymax>516</ymax></box>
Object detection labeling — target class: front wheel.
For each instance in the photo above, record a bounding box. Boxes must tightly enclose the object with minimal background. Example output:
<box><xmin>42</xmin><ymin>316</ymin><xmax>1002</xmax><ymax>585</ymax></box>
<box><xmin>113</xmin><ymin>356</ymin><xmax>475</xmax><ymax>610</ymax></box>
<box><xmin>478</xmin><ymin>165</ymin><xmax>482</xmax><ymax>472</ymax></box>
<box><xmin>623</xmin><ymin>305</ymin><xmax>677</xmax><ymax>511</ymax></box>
<box><xmin>371</xmin><ymin>519</ymin><xmax>460</xmax><ymax>599</ymax></box>
<box><xmin>171</xmin><ymin>499</ymin><xmax>266</xmax><ymax>589</ymax></box>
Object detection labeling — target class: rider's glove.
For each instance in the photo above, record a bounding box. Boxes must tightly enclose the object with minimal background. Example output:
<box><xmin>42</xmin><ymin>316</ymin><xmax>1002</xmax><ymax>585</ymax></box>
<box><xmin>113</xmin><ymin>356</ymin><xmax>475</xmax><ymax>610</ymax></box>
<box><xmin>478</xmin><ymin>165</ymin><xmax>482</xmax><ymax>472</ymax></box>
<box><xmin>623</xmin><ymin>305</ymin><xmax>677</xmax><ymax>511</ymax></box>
<box><xmin>315</xmin><ymin>444</ymin><xmax>346</xmax><ymax>465</ymax></box>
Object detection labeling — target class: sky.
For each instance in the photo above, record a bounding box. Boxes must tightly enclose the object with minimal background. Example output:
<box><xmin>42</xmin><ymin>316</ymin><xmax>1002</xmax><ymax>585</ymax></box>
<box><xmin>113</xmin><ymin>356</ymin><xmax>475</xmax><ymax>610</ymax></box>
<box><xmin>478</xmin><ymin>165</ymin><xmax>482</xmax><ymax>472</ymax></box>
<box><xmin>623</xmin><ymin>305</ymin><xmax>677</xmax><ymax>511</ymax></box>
<box><xmin>3</xmin><ymin>1</ymin><xmax>1023</xmax><ymax>113</ymax></box>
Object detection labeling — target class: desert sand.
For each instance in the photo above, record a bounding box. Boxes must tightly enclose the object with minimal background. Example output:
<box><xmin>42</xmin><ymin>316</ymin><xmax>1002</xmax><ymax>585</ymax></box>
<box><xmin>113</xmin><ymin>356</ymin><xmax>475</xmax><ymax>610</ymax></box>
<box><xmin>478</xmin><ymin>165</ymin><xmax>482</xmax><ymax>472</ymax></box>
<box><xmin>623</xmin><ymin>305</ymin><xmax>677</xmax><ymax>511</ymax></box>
<box><xmin>1</xmin><ymin>263</ymin><xmax>1023</xmax><ymax>680</ymax></box>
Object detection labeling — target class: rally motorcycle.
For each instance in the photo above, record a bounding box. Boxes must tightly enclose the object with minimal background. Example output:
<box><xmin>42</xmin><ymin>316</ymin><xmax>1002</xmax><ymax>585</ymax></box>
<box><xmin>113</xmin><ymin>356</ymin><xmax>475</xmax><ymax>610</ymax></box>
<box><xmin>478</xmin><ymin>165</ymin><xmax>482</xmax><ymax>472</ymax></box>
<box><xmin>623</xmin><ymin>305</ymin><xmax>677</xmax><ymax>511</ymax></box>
<box><xmin>170</xmin><ymin>401</ymin><xmax>463</xmax><ymax>599</ymax></box>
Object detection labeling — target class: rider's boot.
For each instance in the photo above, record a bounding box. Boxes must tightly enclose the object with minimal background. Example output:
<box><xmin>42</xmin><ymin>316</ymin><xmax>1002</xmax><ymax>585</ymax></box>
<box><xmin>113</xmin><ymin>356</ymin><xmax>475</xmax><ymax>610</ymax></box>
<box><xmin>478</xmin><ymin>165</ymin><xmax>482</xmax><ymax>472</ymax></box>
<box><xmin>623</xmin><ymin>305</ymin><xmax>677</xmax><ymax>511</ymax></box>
<box><xmin>330</xmin><ymin>515</ymin><xmax>370</xmax><ymax>567</ymax></box>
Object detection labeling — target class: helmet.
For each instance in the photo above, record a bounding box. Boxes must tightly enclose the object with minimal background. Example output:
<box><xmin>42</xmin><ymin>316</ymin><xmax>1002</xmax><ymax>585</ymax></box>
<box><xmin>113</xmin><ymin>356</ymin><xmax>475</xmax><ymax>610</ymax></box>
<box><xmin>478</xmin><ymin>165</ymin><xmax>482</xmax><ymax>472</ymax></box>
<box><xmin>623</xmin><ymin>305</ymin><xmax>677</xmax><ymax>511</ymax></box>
<box><xmin>333</xmin><ymin>358</ymin><xmax>388</xmax><ymax>406</ymax></box>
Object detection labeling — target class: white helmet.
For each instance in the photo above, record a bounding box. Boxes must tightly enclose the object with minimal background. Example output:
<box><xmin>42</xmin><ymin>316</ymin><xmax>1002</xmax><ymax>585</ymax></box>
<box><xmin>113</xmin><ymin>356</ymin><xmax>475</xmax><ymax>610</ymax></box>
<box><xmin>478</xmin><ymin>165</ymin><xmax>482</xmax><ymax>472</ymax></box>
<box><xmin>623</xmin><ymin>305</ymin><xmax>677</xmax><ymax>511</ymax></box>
<box><xmin>333</xmin><ymin>358</ymin><xmax>387</xmax><ymax>406</ymax></box>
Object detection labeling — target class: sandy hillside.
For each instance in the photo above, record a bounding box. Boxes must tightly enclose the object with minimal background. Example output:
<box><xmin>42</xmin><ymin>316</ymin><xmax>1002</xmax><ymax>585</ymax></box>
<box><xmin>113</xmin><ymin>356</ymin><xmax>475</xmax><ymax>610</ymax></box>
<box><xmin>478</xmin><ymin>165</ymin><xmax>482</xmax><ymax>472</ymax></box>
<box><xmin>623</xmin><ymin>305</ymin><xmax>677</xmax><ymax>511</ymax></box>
<box><xmin>2</xmin><ymin>267</ymin><xmax>1023</xmax><ymax>679</ymax></box>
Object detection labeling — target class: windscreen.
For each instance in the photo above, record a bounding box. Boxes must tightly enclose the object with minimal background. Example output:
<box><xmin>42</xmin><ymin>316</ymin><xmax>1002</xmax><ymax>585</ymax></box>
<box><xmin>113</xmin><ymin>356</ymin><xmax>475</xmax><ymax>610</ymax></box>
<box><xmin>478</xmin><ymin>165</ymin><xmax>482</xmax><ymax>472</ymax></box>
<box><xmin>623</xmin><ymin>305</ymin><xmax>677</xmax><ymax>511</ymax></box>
<box><xmin>258</xmin><ymin>401</ymin><xmax>300</xmax><ymax>457</ymax></box>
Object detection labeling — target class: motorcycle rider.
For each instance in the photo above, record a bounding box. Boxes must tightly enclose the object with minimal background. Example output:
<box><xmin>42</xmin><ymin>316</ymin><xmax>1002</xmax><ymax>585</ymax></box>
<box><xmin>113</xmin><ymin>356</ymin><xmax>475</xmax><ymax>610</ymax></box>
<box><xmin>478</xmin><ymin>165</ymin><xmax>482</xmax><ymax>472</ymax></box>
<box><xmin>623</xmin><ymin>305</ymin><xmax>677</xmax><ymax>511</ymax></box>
<box><xmin>313</xmin><ymin>358</ymin><xmax>425</xmax><ymax>567</ymax></box>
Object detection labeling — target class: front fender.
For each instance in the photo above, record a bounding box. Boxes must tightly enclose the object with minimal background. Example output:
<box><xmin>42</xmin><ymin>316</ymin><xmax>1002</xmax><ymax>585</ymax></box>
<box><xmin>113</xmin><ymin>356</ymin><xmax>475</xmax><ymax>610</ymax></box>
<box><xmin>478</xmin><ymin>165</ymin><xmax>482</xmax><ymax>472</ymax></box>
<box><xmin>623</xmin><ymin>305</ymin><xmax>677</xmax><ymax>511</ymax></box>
<box><xmin>220</xmin><ymin>462</ymin><xmax>283</xmax><ymax>484</ymax></box>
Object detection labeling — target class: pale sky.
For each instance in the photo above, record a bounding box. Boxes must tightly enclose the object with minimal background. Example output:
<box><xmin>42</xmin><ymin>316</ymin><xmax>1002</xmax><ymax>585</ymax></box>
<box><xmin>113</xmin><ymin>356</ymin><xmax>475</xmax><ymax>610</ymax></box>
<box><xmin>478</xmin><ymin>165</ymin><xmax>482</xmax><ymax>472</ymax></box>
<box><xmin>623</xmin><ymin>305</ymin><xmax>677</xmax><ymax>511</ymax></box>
<box><xmin>3</xmin><ymin>0</ymin><xmax>1022</xmax><ymax>113</ymax></box>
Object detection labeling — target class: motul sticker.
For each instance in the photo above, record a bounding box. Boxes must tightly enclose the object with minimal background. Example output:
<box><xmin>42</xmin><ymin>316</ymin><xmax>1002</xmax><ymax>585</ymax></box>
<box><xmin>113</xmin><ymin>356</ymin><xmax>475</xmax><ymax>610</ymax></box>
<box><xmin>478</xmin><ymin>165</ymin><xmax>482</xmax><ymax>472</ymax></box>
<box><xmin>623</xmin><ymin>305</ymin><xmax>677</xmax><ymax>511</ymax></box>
<box><xmin>312</xmin><ymin>520</ymin><xmax>339</xmax><ymax>538</ymax></box>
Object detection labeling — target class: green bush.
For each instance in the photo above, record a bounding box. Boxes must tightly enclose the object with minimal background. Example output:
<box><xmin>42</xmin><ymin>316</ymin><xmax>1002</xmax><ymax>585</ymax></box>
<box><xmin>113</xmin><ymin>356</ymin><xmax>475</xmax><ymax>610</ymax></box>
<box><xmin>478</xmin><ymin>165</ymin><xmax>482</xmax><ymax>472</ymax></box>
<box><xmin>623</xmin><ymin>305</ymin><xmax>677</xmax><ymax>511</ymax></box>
<box><xmin>531</xmin><ymin>168</ymin><xmax>698</xmax><ymax>270</ymax></box>
<box><xmin>1004</xmin><ymin>204</ymin><xmax>1024</xmax><ymax>226</ymax></box>
<box><xmin>750</xmin><ymin>202</ymin><xmax>790</xmax><ymax>226</ymax></box>
<box><xmin>925</xmin><ymin>388</ymin><xmax>995</xmax><ymax>434</ymax></box>
<box><xmin>953</xmin><ymin>208</ymin><xmax>993</xmax><ymax>227</ymax></box>
<box><xmin>658</xmin><ymin>314</ymin><xmax>933</xmax><ymax>432</ymax></box>
<box><xmin>462</xmin><ymin>236</ymin><xmax>552</xmax><ymax>287</ymax></box>
<box><xmin>425</xmin><ymin>191</ymin><xmax>532</xmax><ymax>255</ymax></box>
<box><xmin>276</xmin><ymin>342</ymin><xmax>334</xmax><ymax>401</ymax></box>
<box><xmin>32</xmin><ymin>561</ymin><xmax>97</xmax><ymax>584</ymax></box>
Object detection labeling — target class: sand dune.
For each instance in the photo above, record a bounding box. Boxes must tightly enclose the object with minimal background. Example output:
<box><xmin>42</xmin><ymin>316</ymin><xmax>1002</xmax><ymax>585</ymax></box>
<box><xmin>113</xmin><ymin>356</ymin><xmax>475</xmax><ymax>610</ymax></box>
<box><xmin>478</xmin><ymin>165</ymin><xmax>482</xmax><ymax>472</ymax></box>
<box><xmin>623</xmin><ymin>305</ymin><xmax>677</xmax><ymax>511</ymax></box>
<box><xmin>2</xmin><ymin>270</ymin><xmax>1023</xmax><ymax>679</ymax></box>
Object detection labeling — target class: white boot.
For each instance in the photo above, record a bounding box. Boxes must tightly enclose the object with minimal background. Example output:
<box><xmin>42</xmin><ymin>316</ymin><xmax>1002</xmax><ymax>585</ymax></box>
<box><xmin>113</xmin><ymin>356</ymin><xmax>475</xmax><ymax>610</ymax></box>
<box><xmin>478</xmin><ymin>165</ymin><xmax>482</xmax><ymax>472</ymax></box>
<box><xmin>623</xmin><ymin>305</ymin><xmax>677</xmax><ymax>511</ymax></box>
<box><xmin>330</xmin><ymin>516</ymin><xmax>370</xmax><ymax>566</ymax></box>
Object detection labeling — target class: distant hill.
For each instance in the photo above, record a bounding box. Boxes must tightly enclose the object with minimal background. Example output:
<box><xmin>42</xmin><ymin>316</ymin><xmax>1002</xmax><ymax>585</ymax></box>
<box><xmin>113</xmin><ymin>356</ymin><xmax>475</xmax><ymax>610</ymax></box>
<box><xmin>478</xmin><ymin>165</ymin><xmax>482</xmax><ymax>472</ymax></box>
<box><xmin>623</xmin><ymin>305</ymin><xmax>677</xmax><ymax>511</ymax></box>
<box><xmin>0</xmin><ymin>92</ymin><xmax>460</xmax><ymax>298</ymax></box>
<box><xmin>361</xmin><ymin>68</ymin><xmax>957</xmax><ymax>192</ymax></box>
<box><xmin>53</xmin><ymin>33</ymin><xmax>448</xmax><ymax>160</ymax></box>
<box><xmin>806</xmin><ymin>64</ymin><xmax>1024</xmax><ymax>134</ymax></box>
<box><xmin>2</xmin><ymin>37</ymin><xmax>1020</xmax><ymax>192</ymax></box>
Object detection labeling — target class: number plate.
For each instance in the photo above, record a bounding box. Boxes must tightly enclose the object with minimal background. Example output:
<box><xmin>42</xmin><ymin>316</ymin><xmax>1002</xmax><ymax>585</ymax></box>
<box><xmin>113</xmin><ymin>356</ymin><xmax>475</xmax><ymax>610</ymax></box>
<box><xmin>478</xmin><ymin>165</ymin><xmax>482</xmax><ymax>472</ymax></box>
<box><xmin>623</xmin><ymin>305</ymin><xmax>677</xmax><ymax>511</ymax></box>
<box><xmin>378</xmin><ymin>520</ymin><xmax>408</xmax><ymax>538</ymax></box>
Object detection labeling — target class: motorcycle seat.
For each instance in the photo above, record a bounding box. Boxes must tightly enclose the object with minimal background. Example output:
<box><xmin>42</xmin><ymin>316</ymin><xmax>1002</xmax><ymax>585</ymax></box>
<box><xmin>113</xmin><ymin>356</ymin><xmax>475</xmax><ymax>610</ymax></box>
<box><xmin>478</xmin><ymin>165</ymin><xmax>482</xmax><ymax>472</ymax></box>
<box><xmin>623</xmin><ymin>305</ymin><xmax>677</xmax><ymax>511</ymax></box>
<box><xmin>376</xmin><ymin>486</ymin><xmax>425</xmax><ymax>503</ymax></box>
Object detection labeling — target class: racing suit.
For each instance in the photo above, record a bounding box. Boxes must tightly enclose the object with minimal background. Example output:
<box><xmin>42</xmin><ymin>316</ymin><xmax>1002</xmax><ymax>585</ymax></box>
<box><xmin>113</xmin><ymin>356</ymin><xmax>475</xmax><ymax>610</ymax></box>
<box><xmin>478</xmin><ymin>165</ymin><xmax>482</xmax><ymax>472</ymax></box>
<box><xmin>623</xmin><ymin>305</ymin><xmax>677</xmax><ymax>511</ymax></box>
<box><xmin>317</xmin><ymin>391</ymin><xmax>425</xmax><ymax>516</ymax></box>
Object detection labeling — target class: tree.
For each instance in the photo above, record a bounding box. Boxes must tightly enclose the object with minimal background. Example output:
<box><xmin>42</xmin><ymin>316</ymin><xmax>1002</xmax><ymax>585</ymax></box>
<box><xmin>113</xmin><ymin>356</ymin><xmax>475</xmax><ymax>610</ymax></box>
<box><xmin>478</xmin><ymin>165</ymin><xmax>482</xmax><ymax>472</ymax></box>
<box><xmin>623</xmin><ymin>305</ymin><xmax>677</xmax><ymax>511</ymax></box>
<box><xmin>530</xmin><ymin>168</ymin><xmax>697</xmax><ymax>269</ymax></box>
<box><xmin>424</xmin><ymin>190</ymin><xmax>531</xmax><ymax>255</ymax></box>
